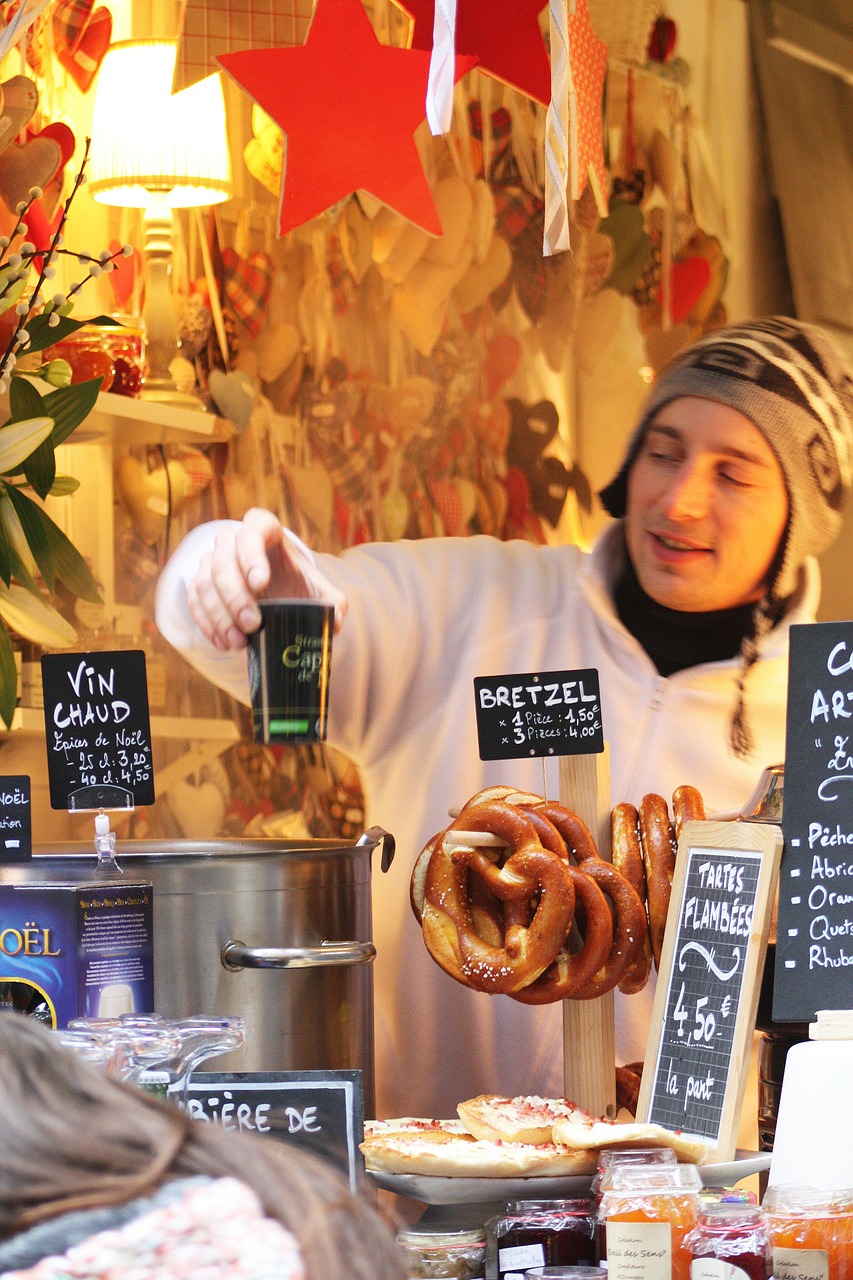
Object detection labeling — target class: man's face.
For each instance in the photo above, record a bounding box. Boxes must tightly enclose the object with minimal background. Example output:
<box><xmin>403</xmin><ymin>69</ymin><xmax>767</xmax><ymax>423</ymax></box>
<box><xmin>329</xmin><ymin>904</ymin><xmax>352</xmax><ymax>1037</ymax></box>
<box><xmin>625</xmin><ymin>396</ymin><xmax>790</xmax><ymax>612</ymax></box>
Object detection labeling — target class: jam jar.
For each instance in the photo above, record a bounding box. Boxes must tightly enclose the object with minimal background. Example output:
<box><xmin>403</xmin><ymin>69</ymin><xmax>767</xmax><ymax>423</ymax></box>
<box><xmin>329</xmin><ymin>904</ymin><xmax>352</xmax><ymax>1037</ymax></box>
<box><xmin>591</xmin><ymin>1147</ymin><xmax>677</xmax><ymax>1260</ymax></box>
<box><xmin>684</xmin><ymin>1203</ymin><xmax>771</xmax><ymax>1279</ymax></box>
<box><xmin>488</xmin><ymin>1198</ymin><xmax>596</xmax><ymax>1279</ymax></box>
<box><xmin>598</xmin><ymin>1163</ymin><xmax>702</xmax><ymax>1280</ymax></box>
<box><xmin>396</xmin><ymin>1227</ymin><xmax>486</xmax><ymax>1279</ymax></box>
<box><xmin>763</xmin><ymin>1185</ymin><xmax>853</xmax><ymax>1280</ymax></box>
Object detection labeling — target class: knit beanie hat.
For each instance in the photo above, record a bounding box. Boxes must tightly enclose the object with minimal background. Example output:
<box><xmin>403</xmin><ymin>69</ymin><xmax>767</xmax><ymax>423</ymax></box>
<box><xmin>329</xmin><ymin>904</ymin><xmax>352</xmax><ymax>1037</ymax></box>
<box><xmin>599</xmin><ymin>316</ymin><xmax>853</xmax><ymax>757</ymax></box>
<box><xmin>599</xmin><ymin>316</ymin><xmax>853</xmax><ymax>600</ymax></box>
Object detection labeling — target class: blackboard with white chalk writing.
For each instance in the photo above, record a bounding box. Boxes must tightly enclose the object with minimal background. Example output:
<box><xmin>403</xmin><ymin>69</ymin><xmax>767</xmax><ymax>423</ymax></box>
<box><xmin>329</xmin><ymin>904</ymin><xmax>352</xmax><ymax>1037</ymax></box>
<box><xmin>474</xmin><ymin>669</ymin><xmax>603</xmax><ymax>760</ymax></box>
<box><xmin>173</xmin><ymin>1070</ymin><xmax>363</xmax><ymax>1190</ymax></box>
<box><xmin>41</xmin><ymin>651</ymin><xmax>154</xmax><ymax>811</ymax></box>
<box><xmin>775</xmin><ymin>621</ymin><xmax>853</xmax><ymax>1022</ymax></box>
<box><xmin>637</xmin><ymin>820</ymin><xmax>781</xmax><ymax>1160</ymax></box>
<box><xmin>0</xmin><ymin>775</ymin><xmax>30</xmax><ymax>861</ymax></box>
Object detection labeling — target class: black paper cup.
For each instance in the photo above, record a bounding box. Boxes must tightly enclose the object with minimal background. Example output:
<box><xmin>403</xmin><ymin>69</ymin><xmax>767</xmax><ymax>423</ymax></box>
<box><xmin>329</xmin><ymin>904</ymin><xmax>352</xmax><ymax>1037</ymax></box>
<box><xmin>247</xmin><ymin>599</ymin><xmax>334</xmax><ymax>745</ymax></box>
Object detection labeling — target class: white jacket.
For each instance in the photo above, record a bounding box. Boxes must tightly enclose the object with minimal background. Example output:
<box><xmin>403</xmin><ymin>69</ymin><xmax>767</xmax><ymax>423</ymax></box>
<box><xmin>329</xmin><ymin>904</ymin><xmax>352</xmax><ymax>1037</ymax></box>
<box><xmin>156</xmin><ymin>523</ymin><xmax>819</xmax><ymax>1118</ymax></box>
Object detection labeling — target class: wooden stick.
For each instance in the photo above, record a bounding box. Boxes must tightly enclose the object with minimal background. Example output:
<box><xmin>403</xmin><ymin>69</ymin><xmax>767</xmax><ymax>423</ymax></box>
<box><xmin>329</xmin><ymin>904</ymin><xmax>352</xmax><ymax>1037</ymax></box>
<box><xmin>560</xmin><ymin>747</ymin><xmax>617</xmax><ymax>1116</ymax></box>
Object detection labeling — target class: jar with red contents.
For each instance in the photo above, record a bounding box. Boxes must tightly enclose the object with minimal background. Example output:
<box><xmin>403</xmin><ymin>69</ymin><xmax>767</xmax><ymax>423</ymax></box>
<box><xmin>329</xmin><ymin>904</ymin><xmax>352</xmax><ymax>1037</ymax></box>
<box><xmin>46</xmin><ymin>326</ymin><xmax>115</xmax><ymax>391</ymax></box>
<box><xmin>684</xmin><ymin>1203</ymin><xmax>771</xmax><ymax>1278</ymax></box>
<box><xmin>487</xmin><ymin>1198</ymin><xmax>596</xmax><ymax>1279</ymax></box>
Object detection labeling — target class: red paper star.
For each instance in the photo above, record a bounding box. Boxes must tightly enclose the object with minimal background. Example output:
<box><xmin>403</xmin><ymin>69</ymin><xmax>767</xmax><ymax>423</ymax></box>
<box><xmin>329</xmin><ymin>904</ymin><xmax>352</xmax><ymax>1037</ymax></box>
<box><xmin>393</xmin><ymin>0</ymin><xmax>550</xmax><ymax>105</ymax></box>
<box><xmin>217</xmin><ymin>0</ymin><xmax>476</xmax><ymax>237</ymax></box>
<box><xmin>569</xmin><ymin>0</ymin><xmax>609</xmax><ymax>210</ymax></box>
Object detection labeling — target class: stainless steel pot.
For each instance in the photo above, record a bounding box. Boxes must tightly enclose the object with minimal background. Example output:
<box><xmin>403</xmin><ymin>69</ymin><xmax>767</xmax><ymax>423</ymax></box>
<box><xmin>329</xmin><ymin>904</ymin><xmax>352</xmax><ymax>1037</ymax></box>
<box><xmin>5</xmin><ymin>828</ymin><xmax>394</xmax><ymax>1117</ymax></box>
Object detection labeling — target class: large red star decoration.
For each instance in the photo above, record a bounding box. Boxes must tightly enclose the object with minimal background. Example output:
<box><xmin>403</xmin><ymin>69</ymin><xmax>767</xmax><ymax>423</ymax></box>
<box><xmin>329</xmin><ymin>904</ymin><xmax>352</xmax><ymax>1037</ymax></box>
<box><xmin>569</xmin><ymin>0</ymin><xmax>609</xmax><ymax>210</ymax></box>
<box><xmin>393</xmin><ymin>0</ymin><xmax>550</xmax><ymax>105</ymax></box>
<box><xmin>217</xmin><ymin>0</ymin><xmax>476</xmax><ymax>238</ymax></box>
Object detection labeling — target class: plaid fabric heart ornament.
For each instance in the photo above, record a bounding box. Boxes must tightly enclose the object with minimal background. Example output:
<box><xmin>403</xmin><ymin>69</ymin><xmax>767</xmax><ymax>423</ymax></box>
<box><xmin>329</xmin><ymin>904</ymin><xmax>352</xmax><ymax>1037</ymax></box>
<box><xmin>51</xmin><ymin>0</ymin><xmax>96</xmax><ymax>53</ymax></box>
<box><xmin>56</xmin><ymin>5</ymin><xmax>112</xmax><ymax>92</ymax></box>
<box><xmin>221</xmin><ymin>246</ymin><xmax>273</xmax><ymax>337</ymax></box>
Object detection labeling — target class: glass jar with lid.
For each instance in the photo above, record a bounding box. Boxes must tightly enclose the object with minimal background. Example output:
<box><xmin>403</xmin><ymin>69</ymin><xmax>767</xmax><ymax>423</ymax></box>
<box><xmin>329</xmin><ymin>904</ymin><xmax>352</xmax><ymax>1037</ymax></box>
<box><xmin>591</xmin><ymin>1147</ymin><xmax>677</xmax><ymax>1260</ymax></box>
<box><xmin>396</xmin><ymin>1226</ymin><xmax>486</xmax><ymax>1280</ymax></box>
<box><xmin>762</xmin><ymin>1185</ymin><xmax>853</xmax><ymax>1280</ymax></box>
<box><xmin>684</xmin><ymin>1202</ymin><xmax>770</xmax><ymax>1278</ymax></box>
<box><xmin>487</xmin><ymin>1198</ymin><xmax>596</xmax><ymax>1279</ymax></box>
<box><xmin>598</xmin><ymin>1162</ymin><xmax>702</xmax><ymax>1280</ymax></box>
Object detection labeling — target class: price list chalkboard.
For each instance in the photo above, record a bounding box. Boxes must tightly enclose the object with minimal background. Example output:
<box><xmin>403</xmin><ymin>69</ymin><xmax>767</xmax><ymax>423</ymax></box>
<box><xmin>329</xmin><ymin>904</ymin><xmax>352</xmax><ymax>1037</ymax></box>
<box><xmin>775</xmin><ymin>621</ymin><xmax>853</xmax><ymax>1022</ymax></box>
<box><xmin>41</xmin><ymin>650</ymin><xmax>155</xmax><ymax>811</ymax></box>
<box><xmin>174</xmin><ymin>1070</ymin><xmax>363</xmax><ymax>1190</ymax></box>
<box><xmin>0</xmin><ymin>775</ymin><xmax>31</xmax><ymax>861</ymax></box>
<box><xmin>639</xmin><ymin>821</ymin><xmax>781</xmax><ymax>1158</ymax></box>
<box><xmin>473</xmin><ymin>668</ymin><xmax>603</xmax><ymax>760</ymax></box>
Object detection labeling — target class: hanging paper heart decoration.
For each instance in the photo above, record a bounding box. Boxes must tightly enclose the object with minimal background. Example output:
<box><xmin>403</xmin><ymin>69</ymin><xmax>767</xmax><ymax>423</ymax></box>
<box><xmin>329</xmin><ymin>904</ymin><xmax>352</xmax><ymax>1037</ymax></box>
<box><xmin>107</xmin><ymin>238</ymin><xmax>141</xmax><ymax>311</ymax></box>
<box><xmin>57</xmin><ymin>6</ymin><xmax>112</xmax><ymax>92</ymax></box>
<box><xmin>222</xmin><ymin>246</ymin><xmax>274</xmax><ymax>337</ymax></box>
<box><xmin>285</xmin><ymin>460</ymin><xmax>334</xmax><ymax>541</ymax></box>
<box><xmin>0</xmin><ymin>76</ymin><xmax>38</xmax><ymax>157</ymax></box>
<box><xmin>208</xmin><ymin>367</ymin><xmax>255</xmax><ymax>433</ymax></box>
<box><xmin>660</xmin><ymin>256</ymin><xmax>712</xmax><ymax>326</ymax></box>
<box><xmin>484</xmin><ymin>333</ymin><xmax>522</xmax><ymax>398</ymax></box>
<box><xmin>529</xmin><ymin>455</ymin><xmax>571</xmax><ymax>528</ymax></box>
<box><xmin>505</xmin><ymin>397</ymin><xmax>559</xmax><ymax>470</ymax></box>
<box><xmin>0</xmin><ymin>135</ymin><xmax>61</xmax><ymax>215</ymax></box>
<box><xmin>256</xmin><ymin>321</ymin><xmax>301</xmax><ymax>384</ymax></box>
<box><xmin>167</xmin><ymin>778</ymin><xmax>225</xmax><ymax>839</ymax></box>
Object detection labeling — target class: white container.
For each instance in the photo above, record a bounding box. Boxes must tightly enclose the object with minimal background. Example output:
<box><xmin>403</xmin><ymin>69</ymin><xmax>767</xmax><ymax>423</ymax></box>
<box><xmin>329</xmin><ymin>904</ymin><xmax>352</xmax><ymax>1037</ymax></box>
<box><xmin>768</xmin><ymin>1009</ymin><xmax>853</xmax><ymax>1190</ymax></box>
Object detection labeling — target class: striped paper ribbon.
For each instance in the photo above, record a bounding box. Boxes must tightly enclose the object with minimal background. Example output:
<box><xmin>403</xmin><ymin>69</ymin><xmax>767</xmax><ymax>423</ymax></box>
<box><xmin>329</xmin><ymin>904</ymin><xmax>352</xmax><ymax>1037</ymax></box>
<box><xmin>426</xmin><ymin>0</ymin><xmax>457</xmax><ymax>136</ymax></box>
<box><xmin>543</xmin><ymin>0</ymin><xmax>572</xmax><ymax>255</ymax></box>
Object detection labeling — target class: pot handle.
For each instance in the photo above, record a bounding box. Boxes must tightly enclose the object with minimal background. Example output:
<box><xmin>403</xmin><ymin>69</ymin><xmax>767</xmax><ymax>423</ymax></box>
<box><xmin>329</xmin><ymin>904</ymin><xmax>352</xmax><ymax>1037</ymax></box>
<box><xmin>221</xmin><ymin>939</ymin><xmax>376</xmax><ymax>971</ymax></box>
<box><xmin>358</xmin><ymin>825</ymin><xmax>395</xmax><ymax>873</ymax></box>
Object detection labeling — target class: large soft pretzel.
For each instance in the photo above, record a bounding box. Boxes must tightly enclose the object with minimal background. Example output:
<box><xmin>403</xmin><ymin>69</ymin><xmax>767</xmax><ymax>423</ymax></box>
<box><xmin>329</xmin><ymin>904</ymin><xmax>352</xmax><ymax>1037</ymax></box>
<box><xmin>420</xmin><ymin>801</ymin><xmax>575</xmax><ymax>995</ymax></box>
<box><xmin>507</xmin><ymin>805</ymin><xmax>613</xmax><ymax>1004</ymax></box>
<box><xmin>639</xmin><ymin>793</ymin><xmax>677</xmax><ymax>970</ymax></box>
<box><xmin>611</xmin><ymin>802</ymin><xmax>652</xmax><ymax>995</ymax></box>
<box><xmin>536</xmin><ymin>801</ymin><xmax>647</xmax><ymax>999</ymax></box>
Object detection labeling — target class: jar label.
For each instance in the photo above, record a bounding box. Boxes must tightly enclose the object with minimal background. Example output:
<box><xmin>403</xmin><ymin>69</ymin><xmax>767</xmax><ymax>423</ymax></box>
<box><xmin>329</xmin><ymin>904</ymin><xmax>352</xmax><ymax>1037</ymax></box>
<box><xmin>606</xmin><ymin>1221</ymin><xmax>670</xmax><ymax>1280</ymax></box>
<box><xmin>498</xmin><ymin>1242</ymin><xmax>545</xmax><ymax>1273</ymax></box>
<box><xmin>691</xmin><ymin>1263</ymin><xmax>752</xmax><ymax>1280</ymax></box>
<box><xmin>772</xmin><ymin>1248</ymin><xmax>829</xmax><ymax>1280</ymax></box>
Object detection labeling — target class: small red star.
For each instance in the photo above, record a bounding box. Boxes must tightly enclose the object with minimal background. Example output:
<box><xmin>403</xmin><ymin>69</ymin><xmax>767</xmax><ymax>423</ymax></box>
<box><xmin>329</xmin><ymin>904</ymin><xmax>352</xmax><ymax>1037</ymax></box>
<box><xmin>393</xmin><ymin>0</ymin><xmax>550</xmax><ymax>104</ymax></box>
<box><xmin>217</xmin><ymin>0</ymin><xmax>476</xmax><ymax>237</ymax></box>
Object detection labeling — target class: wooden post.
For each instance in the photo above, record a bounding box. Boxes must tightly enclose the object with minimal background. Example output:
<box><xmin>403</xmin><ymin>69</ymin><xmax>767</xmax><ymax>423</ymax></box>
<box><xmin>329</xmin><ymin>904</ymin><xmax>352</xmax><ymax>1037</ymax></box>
<box><xmin>559</xmin><ymin>747</ymin><xmax>617</xmax><ymax>1116</ymax></box>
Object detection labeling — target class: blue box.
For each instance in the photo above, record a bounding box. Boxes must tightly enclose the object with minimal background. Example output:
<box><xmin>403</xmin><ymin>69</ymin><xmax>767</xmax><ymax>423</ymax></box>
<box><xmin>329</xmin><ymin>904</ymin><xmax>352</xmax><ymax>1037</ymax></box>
<box><xmin>0</xmin><ymin>881</ymin><xmax>154</xmax><ymax>1027</ymax></box>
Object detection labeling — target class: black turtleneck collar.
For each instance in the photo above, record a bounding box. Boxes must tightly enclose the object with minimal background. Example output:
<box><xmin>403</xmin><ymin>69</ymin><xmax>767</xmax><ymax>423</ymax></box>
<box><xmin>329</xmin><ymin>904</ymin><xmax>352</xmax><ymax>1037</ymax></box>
<box><xmin>614</xmin><ymin>556</ymin><xmax>757</xmax><ymax>676</ymax></box>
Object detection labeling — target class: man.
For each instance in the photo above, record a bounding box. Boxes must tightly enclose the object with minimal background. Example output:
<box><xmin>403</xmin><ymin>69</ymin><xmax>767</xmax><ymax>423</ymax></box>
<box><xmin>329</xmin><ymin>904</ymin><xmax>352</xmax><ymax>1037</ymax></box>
<box><xmin>156</xmin><ymin>317</ymin><xmax>853</xmax><ymax>1119</ymax></box>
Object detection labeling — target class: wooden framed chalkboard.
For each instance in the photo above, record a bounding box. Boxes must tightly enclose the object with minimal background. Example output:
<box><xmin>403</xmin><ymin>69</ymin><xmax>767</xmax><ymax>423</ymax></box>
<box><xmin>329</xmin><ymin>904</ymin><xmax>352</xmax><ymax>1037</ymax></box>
<box><xmin>775</xmin><ymin>621</ymin><xmax>853</xmax><ymax>1022</ymax></box>
<box><xmin>41</xmin><ymin>650</ymin><xmax>155</xmax><ymax>810</ymax></box>
<box><xmin>473</xmin><ymin>669</ymin><xmax>603</xmax><ymax>760</ymax></box>
<box><xmin>174</xmin><ymin>1070</ymin><xmax>364</xmax><ymax>1191</ymax></box>
<box><xmin>0</xmin><ymin>775</ymin><xmax>31</xmax><ymax>861</ymax></box>
<box><xmin>637</xmin><ymin>820</ymin><xmax>782</xmax><ymax>1161</ymax></box>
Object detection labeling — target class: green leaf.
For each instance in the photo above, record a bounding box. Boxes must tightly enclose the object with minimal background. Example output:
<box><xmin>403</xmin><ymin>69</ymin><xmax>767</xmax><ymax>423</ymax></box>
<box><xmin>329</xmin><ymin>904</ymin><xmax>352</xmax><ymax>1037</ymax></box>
<box><xmin>5</xmin><ymin>486</ymin><xmax>54</xmax><ymax>592</ymax></box>
<box><xmin>49</xmin><ymin>475</ymin><xmax>80</xmax><ymax>496</ymax></box>
<box><xmin>8</xmin><ymin>379</ymin><xmax>55</xmax><ymax>497</ymax></box>
<box><xmin>42</xmin><ymin>379</ymin><xmax>102</xmax><ymax>447</ymax></box>
<box><xmin>33</xmin><ymin>504</ymin><xmax>101</xmax><ymax>603</ymax></box>
<box><xmin>0</xmin><ymin>273</ymin><xmax>27</xmax><ymax>318</ymax></box>
<box><xmin>0</xmin><ymin>580</ymin><xmax>76</xmax><ymax>648</ymax></box>
<box><xmin>23</xmin><ymin>313</ymin><xmax>119</xmax><ymax>355</ymax></box>
<box><xmin>0</xmin><ymin>416</ymin><xmax>54</xmax><ymax>475</ymax></box>
<box><xmin>0</xmin><ymin>620</ymin><xmax>16</xmax><ymax>729</ymax></box>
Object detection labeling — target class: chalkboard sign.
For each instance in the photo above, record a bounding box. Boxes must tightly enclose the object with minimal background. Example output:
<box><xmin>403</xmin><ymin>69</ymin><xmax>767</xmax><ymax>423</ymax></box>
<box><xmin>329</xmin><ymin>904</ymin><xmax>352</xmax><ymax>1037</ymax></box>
<box><xmin>474</xmin><ymin>669</ymin><xmax>603</xmax><ymax>760</ymax></box>
<box><xmin>172</xmin><ymin>1070</ymin><xmax>363</xmax><ymax>1190</ymax></box>
<box><xmin>41</xmin><ymin>650</ymin><xmax>155</xmax><ymax>810</ymax></box>
<box><xmin>637</xmin><ymin>820</ymin><xmax>781</xmax><ymax>1160</ymax></box>
<box><xmin>774</xmin><ymin>621</ymin><xmax>853</xmax><ymax>1021</ymax></box>
<box><xmin>0</xmin><ymin>775</ymin><xmax>31</xmax><ymax>861</ymax></box>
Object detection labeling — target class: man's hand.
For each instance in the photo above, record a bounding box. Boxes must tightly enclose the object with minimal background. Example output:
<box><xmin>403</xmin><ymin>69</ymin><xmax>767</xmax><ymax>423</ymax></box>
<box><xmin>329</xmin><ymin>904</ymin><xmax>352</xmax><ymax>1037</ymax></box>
<box><xmin>187</xmin><ymin>508</ymin><xmax>347</xmax><ymax>650</ymax></box>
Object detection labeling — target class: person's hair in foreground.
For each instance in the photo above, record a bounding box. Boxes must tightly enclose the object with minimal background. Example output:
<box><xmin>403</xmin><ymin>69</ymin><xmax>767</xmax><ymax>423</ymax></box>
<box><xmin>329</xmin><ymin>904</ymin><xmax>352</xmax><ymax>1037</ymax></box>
<box><xmin>0</xmin><ymin>1013</ymin><xmax>404</xmax><ymax>1280</ymax></box>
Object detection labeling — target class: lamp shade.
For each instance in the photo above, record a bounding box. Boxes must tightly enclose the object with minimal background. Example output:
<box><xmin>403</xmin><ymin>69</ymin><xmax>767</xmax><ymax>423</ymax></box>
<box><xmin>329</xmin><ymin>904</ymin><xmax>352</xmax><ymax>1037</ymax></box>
<box><xmin>88</xmin><ymin>40</ymin><xmax>232</xmax><ymax>208</ymax></box>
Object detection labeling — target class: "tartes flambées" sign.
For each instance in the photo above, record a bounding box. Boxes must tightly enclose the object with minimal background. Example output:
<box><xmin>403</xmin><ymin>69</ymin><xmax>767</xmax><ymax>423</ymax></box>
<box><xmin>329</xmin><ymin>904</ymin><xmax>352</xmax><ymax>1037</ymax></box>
<box><xmin>474</xmin><ymin>669</ymin><xmax>604</xmax><ymax>760</ymax></box>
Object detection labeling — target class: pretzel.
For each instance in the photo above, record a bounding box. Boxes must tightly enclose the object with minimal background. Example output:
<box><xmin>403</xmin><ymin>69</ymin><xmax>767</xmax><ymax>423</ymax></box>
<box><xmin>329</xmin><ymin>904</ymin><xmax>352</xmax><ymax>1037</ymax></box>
<box><xmin>639</xmin><ymin>793</ymin><xmax>677</xmax><ymax>971</ymax></box>
<box><xmin>421</xmin><ymin>801</ymin><xmax>575</xmax><ymax>995</ymax></box>
<box><xmin>507</xmin><ymin>805</ymin><xmax>613</xmax><ymax>1004</ymax></box>
<box><xmin>672</xmin><ymin>784</ymin><xmax>706</xmax><ymax>841</ymax></box>
<box><xmin>610</xmin><ymin>802</ymin><xmax>652</xmax><ymax>995</ymax></box>
<box><xmin>535</xmin><ymin>802</ymin><xmax>647</xmax><ymax>999</ymax></box>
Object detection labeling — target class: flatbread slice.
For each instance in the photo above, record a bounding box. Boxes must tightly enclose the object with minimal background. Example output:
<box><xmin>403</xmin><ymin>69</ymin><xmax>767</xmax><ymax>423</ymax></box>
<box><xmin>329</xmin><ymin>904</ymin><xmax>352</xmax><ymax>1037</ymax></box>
<box><xmin>551</xmin><ymin>1107</ymin><xmax>710</xmax><ymax>1164</ymax></box>
<box><xmin>457</xmin><ymin>1094</ymin><xmax>579</xmax><ymax>1145</ymax></box>
<box><xmin>360</xmin><ymin>1127</ymin><xmax>598</xmax><ymax>1178</ymax></box>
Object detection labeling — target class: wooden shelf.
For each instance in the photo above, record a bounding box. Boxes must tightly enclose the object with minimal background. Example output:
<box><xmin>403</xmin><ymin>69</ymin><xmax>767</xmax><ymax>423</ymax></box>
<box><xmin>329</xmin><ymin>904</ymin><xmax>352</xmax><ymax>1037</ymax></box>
<box><xmin>75</xmin><ymin>390</ymin><xmax>234</xmax><ymax>446</ymax></box>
